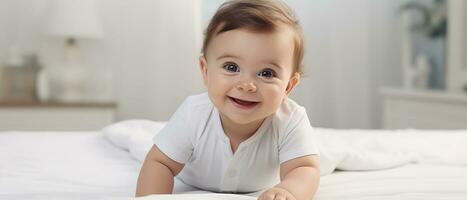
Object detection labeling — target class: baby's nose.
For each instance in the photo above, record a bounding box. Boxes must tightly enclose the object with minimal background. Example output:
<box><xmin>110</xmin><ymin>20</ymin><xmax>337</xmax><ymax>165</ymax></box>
<box><xmin>236</xmin><ymin>81</ymin><xmax>257</xmax><ymax>92</ymax></box>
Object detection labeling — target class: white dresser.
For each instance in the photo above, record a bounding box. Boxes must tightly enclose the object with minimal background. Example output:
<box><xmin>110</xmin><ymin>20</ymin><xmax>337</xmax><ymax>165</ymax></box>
<box><xmin>0</xmin><ymin>101</ymin><xmax>116</xmax><ymax>131</ymax></box>
<box><xmin>381</xmin><ymin>88</ymin><xmax>467</xmax><ymax>129</ymax></box>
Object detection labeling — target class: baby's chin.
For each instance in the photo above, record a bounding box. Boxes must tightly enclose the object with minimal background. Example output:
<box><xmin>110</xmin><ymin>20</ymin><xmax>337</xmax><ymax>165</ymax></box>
<box><xmin>224</xmin><ymin>113</ymin><xmax>266</xmax><ymax>126</ymax></box>
<box><xmin>231</xmin><ymin>118</ymin><xmax>261</xmax><ymax>125</ymax></box>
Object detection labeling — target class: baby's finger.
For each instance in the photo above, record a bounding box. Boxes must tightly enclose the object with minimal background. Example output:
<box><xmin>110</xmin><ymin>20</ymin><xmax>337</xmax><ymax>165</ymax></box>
<box><xmin>257</xmin><ymin>193</ymin><xmax>265</xmax><ymax>200</ymax></box>
<box><xmin>273</xmin><ymin>194</ymin><xmax>286</xmax><ymax>200</ymax></box>
<box><xmin>285</xmin><ymin>193</ymin><xmax>297</xmax><ymax>200</ymax></box>
<box><xmin>259</xmin><ymin>191</ymin><xmax>276</xmax><ymax>200</ymax></box>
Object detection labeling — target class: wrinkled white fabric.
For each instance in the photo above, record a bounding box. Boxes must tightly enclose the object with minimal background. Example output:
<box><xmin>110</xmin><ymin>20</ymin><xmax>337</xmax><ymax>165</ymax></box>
<box><xmin>103</xmin><ymin>120</ymin><xmax>467</xmax><ymax>176</ymax></box>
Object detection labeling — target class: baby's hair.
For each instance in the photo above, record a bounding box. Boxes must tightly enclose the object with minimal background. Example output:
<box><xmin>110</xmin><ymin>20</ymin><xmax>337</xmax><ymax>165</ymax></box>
<box><xmin>202</xmin><ymin>0</ymin><xmax>305</xmax><ymax>75</ymax></box>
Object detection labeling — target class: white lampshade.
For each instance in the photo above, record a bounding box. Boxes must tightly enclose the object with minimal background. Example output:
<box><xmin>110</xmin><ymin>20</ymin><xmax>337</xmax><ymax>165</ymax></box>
<box><xmin>44</xmin><ymin>0</ymin><xmax>104</xmax><ymax>39</ymax></box>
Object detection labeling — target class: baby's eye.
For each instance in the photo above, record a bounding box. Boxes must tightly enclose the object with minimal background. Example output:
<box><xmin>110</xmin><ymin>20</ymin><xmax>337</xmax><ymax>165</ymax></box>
<box><xmin>258</xmin><ymin>69</ymin><xmax>276</xmax><ymax>78</ymax></box>
<box><xmin>223</xmin><ymin>63</ymin><xmax>240</xmax><ymax>73</ymax></box>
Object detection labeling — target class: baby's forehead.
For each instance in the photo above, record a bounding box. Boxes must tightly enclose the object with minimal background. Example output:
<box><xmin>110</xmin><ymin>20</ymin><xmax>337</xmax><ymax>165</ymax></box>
<box><xmin>207</xmin><ymin>27</ymin><xmax>296</xmax><ymax>57</ymax></box>
<box><xmin>206</xmin><ymin>28</ymin><xmax>296</xmax><ymax>71</ymax></box>
<box><xmin>213</xmin><ymin>23</ymin><xmax>294</xmax><ymax>41</ymax></box>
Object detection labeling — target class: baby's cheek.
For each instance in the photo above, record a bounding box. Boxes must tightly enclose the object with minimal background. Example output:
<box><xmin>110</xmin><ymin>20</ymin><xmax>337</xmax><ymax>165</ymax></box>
<box><xmin>264</xmin><ymin>89</ymin><xmax>284</xmax><ymax>109</ymax></box>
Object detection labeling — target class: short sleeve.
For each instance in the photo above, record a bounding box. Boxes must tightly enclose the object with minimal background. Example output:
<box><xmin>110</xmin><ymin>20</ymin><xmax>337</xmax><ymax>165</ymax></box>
<box><xmin>153</xmin><ymin>98</ymin><xmax>194</xmax><ymax>164</ymax></box>
<box><xmin>278</xmin><ymin>107</ymin><xmax>319</xmax><ymax>164</ymax></box>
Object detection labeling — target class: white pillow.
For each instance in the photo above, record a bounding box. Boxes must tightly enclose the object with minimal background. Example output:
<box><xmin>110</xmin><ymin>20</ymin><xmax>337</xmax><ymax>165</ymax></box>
<box><xmin>102</xmin><ymin>119</ymin><xmax>166</xmax><ymax>151</ymax></box>
<box><xmin>129</xmin><ymin>132</ymin><xmax>156</xmax><ymax>162</ymax></box>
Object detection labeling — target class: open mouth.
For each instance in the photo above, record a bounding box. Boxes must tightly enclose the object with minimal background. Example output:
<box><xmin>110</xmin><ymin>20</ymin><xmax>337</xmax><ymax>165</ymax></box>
<box><xmin>228</xmin><ymin>96</ymin><xmax>260</xmax><ymax>109</ymax></box>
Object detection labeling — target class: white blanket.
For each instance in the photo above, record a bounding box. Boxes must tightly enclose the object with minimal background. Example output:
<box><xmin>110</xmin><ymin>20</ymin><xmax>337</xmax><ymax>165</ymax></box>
<box><xmin>317</xmin><ymin>128</ymin><xmax>467</xmax><ymax>174</ymax></box>
<box><xmin>102</xmin><ymin>120</ymin><xmax>467</xmax><ymax>176</ymax></box>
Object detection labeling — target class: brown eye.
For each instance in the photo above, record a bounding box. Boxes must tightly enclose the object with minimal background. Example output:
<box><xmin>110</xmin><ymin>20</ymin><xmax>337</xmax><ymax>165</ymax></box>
<box><xmin>223</xmin><ymin>63</ymin><xmax>240</xmax><ymax>72</ymax></box>
<box><xmin>258</xmin><ymin>69</ymin><xmax>276</xmax><ymax>78</ymax></box>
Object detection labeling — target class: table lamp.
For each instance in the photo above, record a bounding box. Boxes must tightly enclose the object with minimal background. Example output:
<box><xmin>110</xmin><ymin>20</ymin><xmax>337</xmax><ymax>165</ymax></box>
<box><xmin>43</xmin><ymin>0</ymin><xmax>103</xmax><ymax>103</ymax></box>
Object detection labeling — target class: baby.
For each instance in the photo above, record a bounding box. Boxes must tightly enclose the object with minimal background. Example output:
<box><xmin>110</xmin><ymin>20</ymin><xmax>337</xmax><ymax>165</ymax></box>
<box><xmin>136</xmin><ymin>1</ymin><xmax>320</xmax><ymax>200</ymax></box>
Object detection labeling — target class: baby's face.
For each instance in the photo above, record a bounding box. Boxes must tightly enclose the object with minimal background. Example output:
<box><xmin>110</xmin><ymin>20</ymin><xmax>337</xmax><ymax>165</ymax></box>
<box><xmin>200</xmin><ymin>27</ymin><xmax>299</xmax><ymax>125</ymax></box>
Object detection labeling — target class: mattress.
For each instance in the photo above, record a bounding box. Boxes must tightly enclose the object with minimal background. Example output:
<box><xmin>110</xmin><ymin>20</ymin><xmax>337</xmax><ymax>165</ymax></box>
<box><xmin>138</xmin><ymin>164</ymin><xmax>467</xmax><ymax>200</ymax></box>
<box><xmin>1</xmin><ymin>131</ymin><xmax>467</xmax><ymax>200</ymax></box>
<box><xmin>0</xmin><ymin>131</ymin><xmax>140</xmax><ymax>200</ymax></box>
<box><xmin>315</xmin><ymin>164</ymin><xmax>467</xmax><ymax>200</ymax></box>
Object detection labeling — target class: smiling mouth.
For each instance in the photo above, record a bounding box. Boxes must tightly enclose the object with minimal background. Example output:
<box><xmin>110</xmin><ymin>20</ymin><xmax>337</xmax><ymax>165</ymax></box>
<box><xmin>228</xmin><ymin>96</ymin><xmax>260</xmax><ymax>109</ymax></box>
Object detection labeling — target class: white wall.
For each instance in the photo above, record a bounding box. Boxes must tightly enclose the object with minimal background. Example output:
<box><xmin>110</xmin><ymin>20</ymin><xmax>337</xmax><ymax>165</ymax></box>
<box><xmin>0</xmin><ymin>0</ymin><xmax>403</xmax><ymax>128</ymax></box>
<box><xmin>1</xmin><ymin>0</ymin><xmax>204</xmax><ymax>121</ymax></box>
<box><xmin>287</xmin><ymin>0</ymin><xmax>402</xmax><ymax>128</ymax></box>
<box><xmin>0</xmin><ymin>0</ymin><xmax>9</xmax><ymax>97</ymax></box>
<box><xmin>93</xmin><ymin>0</ymin><xmax>204</xmax><ymax>120</ymax></box>
<box><xmin>0</xmin><ymin>1</ymin><xmax>9</xmax><ymax>59</ymax></box>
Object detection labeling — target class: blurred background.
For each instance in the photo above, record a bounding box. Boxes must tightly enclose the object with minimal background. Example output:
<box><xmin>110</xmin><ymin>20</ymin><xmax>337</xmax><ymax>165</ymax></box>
<box><xmin>0</xmin><ymin>0</ymin><xmax>466</xmax><ymax>131</ymax></box>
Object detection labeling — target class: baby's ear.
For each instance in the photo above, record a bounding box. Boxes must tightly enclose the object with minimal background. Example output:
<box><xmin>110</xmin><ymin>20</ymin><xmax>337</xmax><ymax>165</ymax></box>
<box><xmin>199</xmin><ymin>56</ymin><xmax>208</xmax><ymax>86</ymax></box>
<box><xmin>285</xmin><ymin>72</ymin><xmax>300</xmax><ymax>96</ymax></box>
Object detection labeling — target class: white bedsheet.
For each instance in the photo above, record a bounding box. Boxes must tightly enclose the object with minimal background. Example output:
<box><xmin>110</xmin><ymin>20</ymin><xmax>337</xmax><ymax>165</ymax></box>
<box><xmin>138</xmin><ymin>164</ymin><xmax>467</xmax><ymax>200</ymax></box>
<box><xmin>316</xmin><ymin>164</ymin><xmax>467</xmax><ymax>200</ymax></box>
<box><xmin>2</xmin><ymin>128</ymin><xmax>467</xmax><ymax>200</ymax></box>
<box><xmin>0</xmin><ymin>131</ymin><xmax>140</xmax><ymax>200</ymax></box>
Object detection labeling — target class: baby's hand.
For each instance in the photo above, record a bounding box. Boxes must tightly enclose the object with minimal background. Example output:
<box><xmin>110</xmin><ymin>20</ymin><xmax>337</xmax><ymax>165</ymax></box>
<box><xmin>257</xmin><ymin>187</ymin><xmax>296</xmax><ymax>200</ymax></box>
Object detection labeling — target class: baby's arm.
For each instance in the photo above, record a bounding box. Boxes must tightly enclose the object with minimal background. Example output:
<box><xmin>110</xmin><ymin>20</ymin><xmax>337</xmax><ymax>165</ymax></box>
<box><xmin>135</xmin><ymin>145</ymin><xmax>184</xmax><ymax>197</ymax></box>
<box><xmin>259</xmin><ymin>155</ymin><xmax>320</xmax><ymax>200</ymax></box>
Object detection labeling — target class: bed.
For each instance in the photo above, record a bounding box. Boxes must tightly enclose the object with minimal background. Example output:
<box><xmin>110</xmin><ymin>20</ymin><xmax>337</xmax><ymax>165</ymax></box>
<box><xmin>0</xmin><ymin>131</ymin><xmax>138</xmax><ymax>200</ymax></box>
<box><xmin>1</xmin><ymin>120</ymin><xmax>467</xmax><ymax>200</ymax></box>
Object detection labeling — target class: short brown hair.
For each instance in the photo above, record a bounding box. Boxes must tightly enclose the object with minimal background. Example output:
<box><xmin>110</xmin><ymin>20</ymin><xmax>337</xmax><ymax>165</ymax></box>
<box><xmin>202</xmin><ymin>0</ymin><xmax>304</xmax><ymax>75</ymax></box>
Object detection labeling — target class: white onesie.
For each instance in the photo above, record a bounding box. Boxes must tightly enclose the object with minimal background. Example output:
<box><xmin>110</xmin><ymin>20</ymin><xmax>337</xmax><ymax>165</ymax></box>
<box><xmin>153</xmin><ymin>92</ymin><xmax>319</xmax><ymax>193</ymax></box>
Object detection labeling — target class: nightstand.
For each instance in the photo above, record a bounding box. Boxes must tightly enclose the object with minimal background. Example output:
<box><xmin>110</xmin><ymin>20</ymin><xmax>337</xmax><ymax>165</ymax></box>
<box><xmin>0</xmin><ymin>101</ymin><xmax>117</xmax><ymax>131</ymax></box>
<box><xmin>381</xmin><ymin>88</ymin><xmax>467</xmax><ymax>129</ymax></box>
